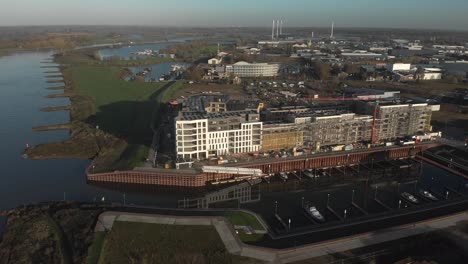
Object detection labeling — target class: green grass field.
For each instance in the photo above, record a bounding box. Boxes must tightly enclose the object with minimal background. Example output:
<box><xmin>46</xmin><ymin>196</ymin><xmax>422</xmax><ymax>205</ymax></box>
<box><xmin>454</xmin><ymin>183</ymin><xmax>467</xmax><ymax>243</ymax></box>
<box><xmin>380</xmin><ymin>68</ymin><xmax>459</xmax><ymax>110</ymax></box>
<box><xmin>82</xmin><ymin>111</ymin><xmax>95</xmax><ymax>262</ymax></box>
<box><xmin>86</xmin><ymin>232</ymin><xmax>106</xmax><ymax>264</ymax></box>
<box><xmin>97</xmin><ymin>221</ymin><xmax>260</xmax><ymax>264</ymax></box>
<box><xmin>224</xmin><ymin>211</ymin><xmax>265</xmax><ymax>231</ymax></box>
<box><xmin>160</xmin><ymin>80</ymin><xmax>186</xmax><ymax>102</ymax></box>
<box><xmin>71</xmin><ymin>66</ymin><xmax>166</xmax><ymax>169</ymax></box>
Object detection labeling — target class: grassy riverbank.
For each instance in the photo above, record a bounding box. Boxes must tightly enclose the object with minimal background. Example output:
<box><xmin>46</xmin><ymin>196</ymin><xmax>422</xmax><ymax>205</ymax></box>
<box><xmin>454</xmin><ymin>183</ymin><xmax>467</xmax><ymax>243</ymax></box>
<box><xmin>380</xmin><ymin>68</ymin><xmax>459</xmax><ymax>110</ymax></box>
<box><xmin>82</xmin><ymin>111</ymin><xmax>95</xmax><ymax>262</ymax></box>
<box><xmin>26</xmin><ymin>55</ymin><xmax>186</xmax><ymax>171</ymax></box>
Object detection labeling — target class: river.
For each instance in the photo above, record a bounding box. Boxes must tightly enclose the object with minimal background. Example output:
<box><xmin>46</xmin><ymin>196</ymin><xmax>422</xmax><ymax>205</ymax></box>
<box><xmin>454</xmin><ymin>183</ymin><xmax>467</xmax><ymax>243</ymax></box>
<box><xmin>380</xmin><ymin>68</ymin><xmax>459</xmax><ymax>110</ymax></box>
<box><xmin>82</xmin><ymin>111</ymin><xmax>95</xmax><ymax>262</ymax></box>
<box><xmin>0</xmin><ymin>51</ymin><xmax>189</xmax><ymax>215</ymax></box>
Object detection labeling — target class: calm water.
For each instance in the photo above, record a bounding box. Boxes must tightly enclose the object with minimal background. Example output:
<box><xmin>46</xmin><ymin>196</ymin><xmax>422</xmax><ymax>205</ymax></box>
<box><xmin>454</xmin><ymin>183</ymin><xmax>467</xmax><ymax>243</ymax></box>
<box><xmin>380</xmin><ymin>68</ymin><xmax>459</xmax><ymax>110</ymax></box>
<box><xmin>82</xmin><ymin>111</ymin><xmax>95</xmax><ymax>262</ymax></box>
<box><xmin>98</xmin><ymin>38</ymin><xmax>191</xmax><ymax>60</ymax></box>
<box><xmin>0</xmin><ymin>52</ymin><xmax>184</xmax><ymax>213</ymax></box>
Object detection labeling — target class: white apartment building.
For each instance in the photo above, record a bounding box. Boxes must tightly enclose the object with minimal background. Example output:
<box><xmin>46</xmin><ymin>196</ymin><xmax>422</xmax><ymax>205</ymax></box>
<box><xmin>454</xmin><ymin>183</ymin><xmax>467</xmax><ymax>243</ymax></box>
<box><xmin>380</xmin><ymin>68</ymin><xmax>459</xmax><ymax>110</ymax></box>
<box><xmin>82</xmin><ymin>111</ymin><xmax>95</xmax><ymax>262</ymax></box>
<box><xmin>225</xmin><ymin>61</ymin><xmax>280</xmax><ymax>77</ymax></box>
<box><xmin>176</xmin><ymin>111</ymin><xmax>262</xmax><ymax>160</ymax></box>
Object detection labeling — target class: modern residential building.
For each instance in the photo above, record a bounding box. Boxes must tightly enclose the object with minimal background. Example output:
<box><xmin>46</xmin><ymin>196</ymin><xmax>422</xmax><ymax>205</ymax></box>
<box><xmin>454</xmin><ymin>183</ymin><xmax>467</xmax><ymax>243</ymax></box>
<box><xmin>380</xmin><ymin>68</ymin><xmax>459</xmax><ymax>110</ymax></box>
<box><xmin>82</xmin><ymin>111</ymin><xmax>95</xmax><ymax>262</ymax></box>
<box><xmin>225</xmin><ymin>61</ymin><xmax>280</xmax><ymax>77</ymax></box>
<box><xmin>175</xmin><ymin>94</ymin><xmax>439</xmax><ymax>160</ymax></box>
<box><xmin>356</xmin><ymin>101</ymin><xmax>437</xmax><ymax>141</ymax></box>
<box><xmin>175</xmin><ymin>110</ymin><xmax>262</xmax><ymax>159</ymax></box>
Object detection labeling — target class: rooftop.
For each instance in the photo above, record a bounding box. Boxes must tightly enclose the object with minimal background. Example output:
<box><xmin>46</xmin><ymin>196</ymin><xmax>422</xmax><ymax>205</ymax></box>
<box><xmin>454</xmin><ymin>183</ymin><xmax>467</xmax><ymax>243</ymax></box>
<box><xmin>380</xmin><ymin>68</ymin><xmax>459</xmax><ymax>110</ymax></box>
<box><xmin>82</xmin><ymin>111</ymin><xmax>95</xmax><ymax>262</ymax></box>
<box><xmin>177</xmin><ymin>110</ymin><xmax>258</xmax><ymax>121</ymax></box>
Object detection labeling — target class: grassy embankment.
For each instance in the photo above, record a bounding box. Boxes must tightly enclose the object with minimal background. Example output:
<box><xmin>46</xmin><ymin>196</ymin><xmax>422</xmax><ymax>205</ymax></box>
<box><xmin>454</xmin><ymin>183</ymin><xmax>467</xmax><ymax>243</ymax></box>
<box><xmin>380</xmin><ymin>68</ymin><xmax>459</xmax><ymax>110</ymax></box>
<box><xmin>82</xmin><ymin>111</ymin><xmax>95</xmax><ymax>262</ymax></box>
<box><xmin>28</xmin><ymin>55</ymin><xmax>185</xmax><ymax>171</ymax></box>
<box><xmin>70</xmin><ymin>65</ymin><xmax>174</xmax><ymax>171</ymax></box>
<box><xmin>86</xmin><ymin>232</ymin><xmax>106</xmax><ymax>264</ymax></box>
<box><xmin>96</xmin><ymin>221</ymin><xmax>261</xmax><ymax>264</ymax></box>
<box><xmin>224</xmin><ymin>211</ymin><xmax>265</xmax><ymax>242</ymax></box>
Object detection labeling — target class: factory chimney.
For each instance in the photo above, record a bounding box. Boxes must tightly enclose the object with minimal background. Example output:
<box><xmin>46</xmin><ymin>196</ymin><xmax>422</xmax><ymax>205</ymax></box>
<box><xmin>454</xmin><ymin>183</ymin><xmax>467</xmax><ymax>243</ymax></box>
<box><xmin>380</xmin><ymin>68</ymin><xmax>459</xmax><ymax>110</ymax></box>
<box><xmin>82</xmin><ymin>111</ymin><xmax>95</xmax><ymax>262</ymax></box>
<box><xmin>276</xmin><ymin>20</ymin><xmax>280</xmax><ymax>39</ymax></box>
<box><xmin>330</xmin><ymin>21</ymin><xmax>335</xmax><ymax>39</ymax></box>
<box><xmin>272</xmin><ymin>20</ymin><xmax>275</xmax><ymax>40</ymax></box>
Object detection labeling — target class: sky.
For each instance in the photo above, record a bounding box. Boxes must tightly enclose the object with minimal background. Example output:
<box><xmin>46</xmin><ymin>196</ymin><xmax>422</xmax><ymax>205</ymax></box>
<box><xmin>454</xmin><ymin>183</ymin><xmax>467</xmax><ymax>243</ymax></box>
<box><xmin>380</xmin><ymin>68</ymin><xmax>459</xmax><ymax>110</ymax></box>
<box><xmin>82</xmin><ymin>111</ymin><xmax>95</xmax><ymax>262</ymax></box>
<box><xmin>1</xmin><ymin>0</ymin><xmax>468</xmax><ymax>30</ymax></box>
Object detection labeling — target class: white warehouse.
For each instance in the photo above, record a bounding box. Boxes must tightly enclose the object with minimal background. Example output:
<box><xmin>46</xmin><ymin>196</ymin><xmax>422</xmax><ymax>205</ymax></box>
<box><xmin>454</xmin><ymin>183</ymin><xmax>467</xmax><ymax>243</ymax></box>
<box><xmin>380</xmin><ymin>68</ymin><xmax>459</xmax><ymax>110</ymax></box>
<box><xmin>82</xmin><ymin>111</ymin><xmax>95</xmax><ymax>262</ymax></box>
<box><xmin>225</xmin><ymin>61</ymin><xmax>280</xmax><ymax>77</ymax></box>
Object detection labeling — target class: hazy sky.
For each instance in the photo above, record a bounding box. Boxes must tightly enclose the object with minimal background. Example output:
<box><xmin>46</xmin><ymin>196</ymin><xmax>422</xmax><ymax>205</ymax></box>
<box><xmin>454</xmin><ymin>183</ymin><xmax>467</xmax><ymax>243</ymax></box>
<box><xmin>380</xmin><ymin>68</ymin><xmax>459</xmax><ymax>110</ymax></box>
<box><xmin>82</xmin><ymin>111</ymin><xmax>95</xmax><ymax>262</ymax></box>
<box><xmin>1</xmin><ymin>0</ymin><xmax>468</xmax><ymax>30</ymax></box>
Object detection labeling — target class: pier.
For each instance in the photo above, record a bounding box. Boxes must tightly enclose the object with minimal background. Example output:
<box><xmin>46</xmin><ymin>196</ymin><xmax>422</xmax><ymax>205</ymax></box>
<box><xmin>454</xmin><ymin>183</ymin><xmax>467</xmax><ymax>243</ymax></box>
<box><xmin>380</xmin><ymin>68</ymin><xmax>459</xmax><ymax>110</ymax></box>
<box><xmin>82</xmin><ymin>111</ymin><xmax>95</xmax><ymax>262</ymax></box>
<box><xmin>32</xmin><ymin>123</ymin><xmax>71</xmax><ymax>131</ymax></box>
<box><xmin>46</xmin><ymin>93</ymin><xmax>72</xmax><ymax>98</ymax></box>
<box><xmin>40</xmin><ymin>105</ymin><xmax>71</xmax><ymax>112</ymax></box>
<box><xmin>46</xmin><ymin>86</ymin><xmax>66</xmax><ymax>90</ymax></box>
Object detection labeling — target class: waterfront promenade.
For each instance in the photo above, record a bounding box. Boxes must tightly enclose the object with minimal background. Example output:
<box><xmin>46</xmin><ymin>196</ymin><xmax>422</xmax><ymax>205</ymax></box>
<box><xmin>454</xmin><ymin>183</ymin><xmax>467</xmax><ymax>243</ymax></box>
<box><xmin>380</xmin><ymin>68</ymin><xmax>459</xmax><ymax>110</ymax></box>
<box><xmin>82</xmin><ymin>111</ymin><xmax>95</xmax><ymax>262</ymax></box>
<box><xmin>95</xmin><ymin>210</ymin><xmax>468</xmax><ymax>263</ymax></box>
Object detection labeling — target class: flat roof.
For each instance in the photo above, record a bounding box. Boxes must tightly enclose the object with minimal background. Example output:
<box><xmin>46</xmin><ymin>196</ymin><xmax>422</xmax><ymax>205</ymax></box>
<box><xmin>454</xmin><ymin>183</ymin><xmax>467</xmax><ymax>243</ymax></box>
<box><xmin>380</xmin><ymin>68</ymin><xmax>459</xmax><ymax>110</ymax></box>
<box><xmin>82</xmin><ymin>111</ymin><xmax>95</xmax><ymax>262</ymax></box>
<box><xmin>177</xmin><ymin>110</ymin><xmax>257</xmax><ymax>121</ymax></box>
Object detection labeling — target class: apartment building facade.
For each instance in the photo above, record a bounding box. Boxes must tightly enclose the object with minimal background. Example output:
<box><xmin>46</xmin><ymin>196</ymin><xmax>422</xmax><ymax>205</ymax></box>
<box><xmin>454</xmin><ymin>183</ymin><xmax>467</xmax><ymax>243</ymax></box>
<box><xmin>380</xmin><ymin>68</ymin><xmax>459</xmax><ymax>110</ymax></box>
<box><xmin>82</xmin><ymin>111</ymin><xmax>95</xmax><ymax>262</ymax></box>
<box><xmin>176</xmin><ymin>111</ymin><xmax>262</xmax><ymax>160</ymax></box>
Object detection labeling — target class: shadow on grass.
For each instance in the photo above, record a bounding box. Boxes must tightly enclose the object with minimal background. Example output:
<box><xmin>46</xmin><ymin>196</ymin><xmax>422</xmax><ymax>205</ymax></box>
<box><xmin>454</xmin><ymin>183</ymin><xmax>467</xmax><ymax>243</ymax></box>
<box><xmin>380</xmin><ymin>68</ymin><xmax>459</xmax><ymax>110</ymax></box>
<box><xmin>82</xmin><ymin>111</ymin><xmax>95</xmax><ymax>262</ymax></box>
<box><xmin>85</xmin><ymin>81</ymin><xmax>176</xmax><ymax>147</ymax></box>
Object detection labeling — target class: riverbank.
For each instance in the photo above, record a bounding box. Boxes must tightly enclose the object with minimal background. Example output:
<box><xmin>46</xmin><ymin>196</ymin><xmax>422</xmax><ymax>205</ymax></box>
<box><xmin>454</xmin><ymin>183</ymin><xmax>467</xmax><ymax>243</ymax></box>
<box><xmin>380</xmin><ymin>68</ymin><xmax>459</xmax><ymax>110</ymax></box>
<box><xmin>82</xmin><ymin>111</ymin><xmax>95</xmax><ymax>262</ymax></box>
<box><xmin>25</xmin><ymin>46</ymin><xmax>186</xmax><ymax>171</ymax></box>
<box><xmin>0</xmin><ymin>202</ymin><xmax>103</xmax><ymax>264</ymax></box>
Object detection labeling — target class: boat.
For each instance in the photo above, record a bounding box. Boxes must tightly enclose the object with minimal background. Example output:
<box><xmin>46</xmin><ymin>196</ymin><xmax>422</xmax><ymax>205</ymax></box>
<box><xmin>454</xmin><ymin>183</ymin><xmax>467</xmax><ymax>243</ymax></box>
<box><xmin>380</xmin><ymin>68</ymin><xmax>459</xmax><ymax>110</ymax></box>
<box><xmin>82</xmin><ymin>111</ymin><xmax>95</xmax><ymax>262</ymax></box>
<box><xmin>418</xmin><ymin>189</ymin><xmax>439</xmax><ymax>201</ymax></box>
<box><xmin>171</xmin><ymin>64</ymin><xmax>184</xmax><ymax>72</ymax></box>
<box><xmin>401</xmin><ymin>192</ymin><xmax>420</xmax><ymax>204</ymax></box>
<box><xmin>303</xmin><ymin>169</ymin><xmax>316</xmax><ymax>179</ymax></box>
<box><xmin>278</xmin><ymin>172</ymin><xmax>288</xmax><ymax>181</ymax></box>
<box><xmin>305</xmin><ymin>206</ymin><xmax>325</xmax><ymax>223</ymax></box>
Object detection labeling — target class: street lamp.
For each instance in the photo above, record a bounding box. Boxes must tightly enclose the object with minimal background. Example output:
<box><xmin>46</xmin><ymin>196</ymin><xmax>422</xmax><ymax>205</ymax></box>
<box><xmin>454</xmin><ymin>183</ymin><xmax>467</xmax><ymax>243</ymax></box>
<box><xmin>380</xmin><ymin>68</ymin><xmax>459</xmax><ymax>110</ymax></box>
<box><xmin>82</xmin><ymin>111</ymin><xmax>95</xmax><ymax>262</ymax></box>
<box><xmin>275</xmin><ymin>201</ymin><xmax>278</xmax><ymax>214</ymax></box>
<box><xmin>327</xmin><ymin>193</ymin><xmax>330</xmax><ymax>207</ymax></box>
<box><xmin>445</xmin><ymin>191</ymin><xmax>449</xmax><ymax>200</ymax></box>
<box><xmin>288</xmin><ymin>218</ymin><xmax>291</xmax><ymax>230</ymax></box>
<box><xmin>351</xmin><ymin>189</ymin><xmax>355</xmax><ymax>203</ymax></box>
<box><xmin>398</xmin><ymin>199</ymin><xmax>402</xmax><ymax>209</ymax></box>
<box><xmin>344</xmin><ymin>209</ymin><xmax>347</xmax><ymax>220</ymax></box>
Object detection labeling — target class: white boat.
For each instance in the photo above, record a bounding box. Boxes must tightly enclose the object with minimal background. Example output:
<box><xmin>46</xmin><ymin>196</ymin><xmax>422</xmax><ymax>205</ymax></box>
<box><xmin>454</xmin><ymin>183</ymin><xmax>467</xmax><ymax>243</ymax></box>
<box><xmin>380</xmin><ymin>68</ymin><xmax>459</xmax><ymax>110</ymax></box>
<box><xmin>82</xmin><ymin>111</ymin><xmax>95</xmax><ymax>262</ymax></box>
<box><xmin>401</xmin><ymin>192</ymin><xmax>420</xmax><ymax>204</ymax></box>
<box><xmin>305</xmin><ymin>206</ymin><xmax>325</xmax><ymax>223</ymax></box>
<box><xmin>171</xmin><ymin>64</ymin><xmax>184</xmax><ymax>72</ymax></box>
<box><xmin>279</xmin><ymin>172</ymin><xmax>288</xmax><ymax>181</ymax></box>
<box><xmin>418</xmin><ymin>189</ymin><xmax>438</xmax><ymax>201</ymax></box>
<box><xmin>303</xmin><ymin>169</ymin><xmax>317</xmax><ymax>179</ymax></box>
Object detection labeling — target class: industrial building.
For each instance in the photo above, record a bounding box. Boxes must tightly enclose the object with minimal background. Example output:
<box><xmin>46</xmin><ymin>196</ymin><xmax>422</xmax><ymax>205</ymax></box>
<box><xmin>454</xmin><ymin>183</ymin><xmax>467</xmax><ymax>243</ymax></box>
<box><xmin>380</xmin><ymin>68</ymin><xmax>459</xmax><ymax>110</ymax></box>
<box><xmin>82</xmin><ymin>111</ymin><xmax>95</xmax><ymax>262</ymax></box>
<box><xmin>225</xmin><ymin>61</ymin><xmax>280</xmax><ymax>77</ymax></box>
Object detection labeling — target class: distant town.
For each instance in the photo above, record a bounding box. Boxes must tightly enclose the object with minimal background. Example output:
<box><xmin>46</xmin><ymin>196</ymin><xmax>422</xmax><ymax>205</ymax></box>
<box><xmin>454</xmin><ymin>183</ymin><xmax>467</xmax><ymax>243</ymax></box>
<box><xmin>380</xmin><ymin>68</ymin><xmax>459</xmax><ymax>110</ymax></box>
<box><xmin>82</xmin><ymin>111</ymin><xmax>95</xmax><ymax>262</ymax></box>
<box><xmin>0</xmin><ymin>23</ymin><xmax>467</xmax><ymax>264</ymax></box>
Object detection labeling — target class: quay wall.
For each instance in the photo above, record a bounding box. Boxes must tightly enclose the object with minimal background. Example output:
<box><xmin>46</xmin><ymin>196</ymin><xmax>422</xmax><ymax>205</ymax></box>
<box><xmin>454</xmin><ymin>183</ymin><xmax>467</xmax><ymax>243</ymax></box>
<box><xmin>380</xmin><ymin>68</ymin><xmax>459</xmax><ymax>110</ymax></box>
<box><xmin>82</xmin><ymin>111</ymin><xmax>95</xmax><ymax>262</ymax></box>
<box><xmin>87</xmin><ymin>144</ymin><xmax>439</xmax><ymax>187</ymax></box>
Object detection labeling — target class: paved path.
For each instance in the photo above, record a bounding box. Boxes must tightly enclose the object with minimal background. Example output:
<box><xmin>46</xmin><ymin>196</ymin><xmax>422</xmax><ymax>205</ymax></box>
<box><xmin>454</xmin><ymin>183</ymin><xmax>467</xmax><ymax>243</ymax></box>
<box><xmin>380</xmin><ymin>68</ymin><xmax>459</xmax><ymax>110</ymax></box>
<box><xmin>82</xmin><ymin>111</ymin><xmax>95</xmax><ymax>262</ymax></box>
<box><xmin>95</xmin><ymin>210</ymin><xmax>468</xmax><ymax>263</ymax></box>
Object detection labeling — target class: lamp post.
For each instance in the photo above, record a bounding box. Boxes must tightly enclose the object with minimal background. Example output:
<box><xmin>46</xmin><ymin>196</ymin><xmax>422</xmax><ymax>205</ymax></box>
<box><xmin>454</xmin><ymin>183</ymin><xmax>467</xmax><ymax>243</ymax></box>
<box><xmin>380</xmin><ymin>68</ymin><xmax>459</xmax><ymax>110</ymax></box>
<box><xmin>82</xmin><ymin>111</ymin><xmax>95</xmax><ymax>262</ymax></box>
<box><xmin>327</xmin><ymin>193</ymin><xmax>330</xmax><ymax>207</ymax></box>
<box><xmin>351</xmin><ymin>189</ymin><xmax>355</xmax><ymax>203</ymax></box>
<box><xmin>398</xmin><ymin>199</ymin><xmax>402</xmax><ymax>209</ymax></box>
<box><xmin>275</xmin><ymin>201</ymin><xmax>278</xmax><ymax>214</ymax></box>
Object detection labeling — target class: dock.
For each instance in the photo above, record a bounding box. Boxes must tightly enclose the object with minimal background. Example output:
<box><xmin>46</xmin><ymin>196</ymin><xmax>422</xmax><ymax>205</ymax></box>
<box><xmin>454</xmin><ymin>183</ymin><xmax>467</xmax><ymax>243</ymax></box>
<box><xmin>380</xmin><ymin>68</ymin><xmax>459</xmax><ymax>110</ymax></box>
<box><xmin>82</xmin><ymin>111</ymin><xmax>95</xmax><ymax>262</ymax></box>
<box><xmin>274</xmin><ymin>213</ymin><xmax>289</xmax><ymax>230</ymax></box>
<box><xmin>327</xmin><ymin>206</ymin><xmax>343</xmax><ymax>221</ymax></box>
<box><xmin>374</xmin><ymin>198</ymin><xmax>392</xmax><ymax>211</ymax></box>
<box><xmin>351</xmin><ymin>202</ymin><xmax>369</xmax><ymax>215</ymax></box>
